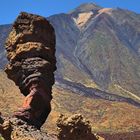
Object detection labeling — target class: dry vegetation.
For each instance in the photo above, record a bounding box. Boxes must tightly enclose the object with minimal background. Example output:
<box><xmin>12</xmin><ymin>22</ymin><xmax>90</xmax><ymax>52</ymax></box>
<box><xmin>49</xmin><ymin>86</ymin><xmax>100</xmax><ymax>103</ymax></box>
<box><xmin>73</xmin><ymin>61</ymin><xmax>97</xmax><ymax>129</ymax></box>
<box><xmin>46</xmin><ymin>86</ymin><xmax>140</xmax><ymax>134</ymax></box>
<box><xmin>0</xmin><ymin>71</ymin><xmax>140</xmax><ymax>139</ymax></box>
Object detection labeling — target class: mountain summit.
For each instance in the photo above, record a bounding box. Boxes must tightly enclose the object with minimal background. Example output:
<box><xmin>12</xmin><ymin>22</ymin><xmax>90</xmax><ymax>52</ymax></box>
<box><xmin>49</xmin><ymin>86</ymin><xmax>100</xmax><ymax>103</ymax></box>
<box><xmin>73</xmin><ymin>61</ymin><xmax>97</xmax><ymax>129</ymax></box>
<box><xmin>69</xmin><ymin>3</ymin><xmax>102</xmax><ymax>14</ymax></box>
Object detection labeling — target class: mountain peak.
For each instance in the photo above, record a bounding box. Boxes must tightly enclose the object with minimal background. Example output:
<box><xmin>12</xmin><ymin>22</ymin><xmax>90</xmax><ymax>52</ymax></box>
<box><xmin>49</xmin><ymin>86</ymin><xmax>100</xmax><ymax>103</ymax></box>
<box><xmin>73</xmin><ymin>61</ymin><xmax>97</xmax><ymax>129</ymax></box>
<box><xmin>69</xmin><ymin>3</ymin><xmax>102</xmax><ymax>14</ymax></box>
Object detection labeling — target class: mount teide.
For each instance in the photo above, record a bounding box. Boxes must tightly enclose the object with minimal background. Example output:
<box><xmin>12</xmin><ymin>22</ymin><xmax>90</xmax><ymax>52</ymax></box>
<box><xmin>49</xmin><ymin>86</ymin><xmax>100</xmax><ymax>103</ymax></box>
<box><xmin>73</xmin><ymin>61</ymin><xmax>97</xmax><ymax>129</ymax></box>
<box><xmin>49</xmin><ymin>3</ymin><xmax>140</xmax><ymax>103</ymax></box>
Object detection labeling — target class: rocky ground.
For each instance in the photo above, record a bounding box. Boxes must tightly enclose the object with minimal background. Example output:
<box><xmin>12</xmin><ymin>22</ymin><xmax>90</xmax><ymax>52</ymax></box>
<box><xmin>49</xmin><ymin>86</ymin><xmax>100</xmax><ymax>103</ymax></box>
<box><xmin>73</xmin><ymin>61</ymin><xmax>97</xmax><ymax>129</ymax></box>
<box><xmin>0</xmin><ymin>116</ymin><xmax>56</xmax><ymax>140</ymax></box>
<box><xmin>0</xmin><ymin>114</ymin><xmax>101</xmax><ymax>140</ymax></box>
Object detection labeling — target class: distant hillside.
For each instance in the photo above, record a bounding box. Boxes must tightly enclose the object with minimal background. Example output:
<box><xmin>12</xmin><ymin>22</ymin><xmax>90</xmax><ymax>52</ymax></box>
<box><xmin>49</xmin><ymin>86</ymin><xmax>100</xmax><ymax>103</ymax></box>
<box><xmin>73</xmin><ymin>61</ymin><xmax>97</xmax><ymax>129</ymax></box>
<box><xmin>0</xmin><ymin>24</ymin><xmax>11</xmax><ymax>69</ymax></box>
<box><xmin>49</xmin><ymin>3</ymin><xmax>140</xmax><ymax>102</ymax></box>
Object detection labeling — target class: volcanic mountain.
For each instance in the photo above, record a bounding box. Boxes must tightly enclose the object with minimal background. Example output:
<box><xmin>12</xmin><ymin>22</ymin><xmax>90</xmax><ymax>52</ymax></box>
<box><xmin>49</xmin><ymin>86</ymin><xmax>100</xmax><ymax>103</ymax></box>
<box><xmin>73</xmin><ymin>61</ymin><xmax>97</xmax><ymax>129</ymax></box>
<box><xmin>48</xmin><ymin>3</ymin><xmax>140</xmax><ymax>102</ymax></box>
<box><xmin>0</xmin><ymin>3</ymin><xmax>140</xmax><ymax>138</ymax></box>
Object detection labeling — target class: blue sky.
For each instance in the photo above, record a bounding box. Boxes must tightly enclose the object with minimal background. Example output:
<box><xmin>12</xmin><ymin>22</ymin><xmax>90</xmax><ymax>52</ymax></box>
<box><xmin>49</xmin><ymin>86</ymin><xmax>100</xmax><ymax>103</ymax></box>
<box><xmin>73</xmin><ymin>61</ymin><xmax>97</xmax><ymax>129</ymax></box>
<box><xmin>0</xmin><ymin>0</ymin><xmax>140</xmax><ymax>25</ymax></box>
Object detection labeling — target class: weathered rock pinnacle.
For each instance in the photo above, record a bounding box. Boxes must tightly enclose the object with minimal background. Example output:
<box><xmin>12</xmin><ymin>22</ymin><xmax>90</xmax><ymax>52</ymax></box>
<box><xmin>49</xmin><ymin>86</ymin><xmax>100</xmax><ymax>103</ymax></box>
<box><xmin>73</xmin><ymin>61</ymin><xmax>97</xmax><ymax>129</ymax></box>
<box><xmin>4</xmin><ymin>12</ymin><xmax>56</xmax><ymax>129</ymax></box>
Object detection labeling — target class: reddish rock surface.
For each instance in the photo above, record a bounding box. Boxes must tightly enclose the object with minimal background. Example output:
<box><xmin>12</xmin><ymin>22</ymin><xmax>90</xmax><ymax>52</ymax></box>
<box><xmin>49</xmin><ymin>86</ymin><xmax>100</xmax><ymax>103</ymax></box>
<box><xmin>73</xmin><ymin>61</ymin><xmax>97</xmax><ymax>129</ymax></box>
<box><xmin>0</xmin><ymin>116</ymin><xmax>58</xmax><ymax>140</ymax></box>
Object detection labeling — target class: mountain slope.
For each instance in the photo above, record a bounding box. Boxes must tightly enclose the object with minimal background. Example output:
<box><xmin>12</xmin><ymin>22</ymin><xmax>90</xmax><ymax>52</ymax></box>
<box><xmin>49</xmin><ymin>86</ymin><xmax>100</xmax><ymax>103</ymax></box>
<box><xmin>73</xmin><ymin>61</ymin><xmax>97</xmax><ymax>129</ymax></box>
<box><xmin>48</xmin><ymin>3</ymin><xmax>140</xmax><ymax>102</ymax></box>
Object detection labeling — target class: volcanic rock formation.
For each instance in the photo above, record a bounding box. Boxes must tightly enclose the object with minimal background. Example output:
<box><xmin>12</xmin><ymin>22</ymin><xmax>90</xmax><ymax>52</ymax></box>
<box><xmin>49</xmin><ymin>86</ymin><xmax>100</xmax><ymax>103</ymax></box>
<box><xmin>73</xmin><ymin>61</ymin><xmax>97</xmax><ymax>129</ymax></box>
<box><xmin>0</xmin><ymin>115</ymin><xmax>58</xmax><ymax>140</ymax></box>
<box><xmin>4</xmin><ymin>12</ymin><xmax>56</xmax><ymax>129</ymax></box>
<box><xmin>0</xmin><ymin>113</ymin><xmax>104</xmax><ymax>140</ymax></box>
<box><xmin>57</xmin><ymin>114</ymin><xmax>98</xmax><ymax>140</ymax></box>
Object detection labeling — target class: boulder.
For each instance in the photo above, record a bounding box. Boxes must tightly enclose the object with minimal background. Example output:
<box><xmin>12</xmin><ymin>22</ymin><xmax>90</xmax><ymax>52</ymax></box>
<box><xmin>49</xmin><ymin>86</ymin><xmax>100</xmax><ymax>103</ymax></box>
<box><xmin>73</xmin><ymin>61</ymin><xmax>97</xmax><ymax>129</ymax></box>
<box><xmin>57</xmin><ymin>114</ymin><xmax>98</xmax><ymax>140</ymax></box>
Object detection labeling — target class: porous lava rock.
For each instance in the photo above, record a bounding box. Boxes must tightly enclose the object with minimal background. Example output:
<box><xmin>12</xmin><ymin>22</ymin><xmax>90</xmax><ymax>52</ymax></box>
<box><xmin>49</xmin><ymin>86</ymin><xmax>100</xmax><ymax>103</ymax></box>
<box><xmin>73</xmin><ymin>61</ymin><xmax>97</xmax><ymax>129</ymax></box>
<box><xmin>5</xmin><ymin>12</ymin><xmax>56</xmax><ymax>96</ymax></box>
<box><xmin>0</xmin><ymin>114</ymin><xmax>102</xmax><ymax>140</ymax></box>
<box><xmin>4</xmin><ymin>12</ymin><xmax>56</xmax><ymax>129</ymax></box>
<box><xmin>0</xmin><ymin>116</ymin><xmax>58</xmax><ymax>140</ymax></box>
<box><xmin>56</xmin><ymin>114</ymin><xmax>98</xmax><ymax>140</ymax></box>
